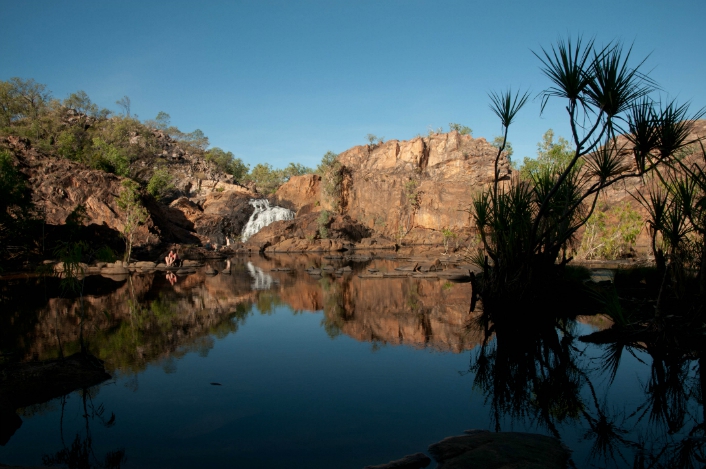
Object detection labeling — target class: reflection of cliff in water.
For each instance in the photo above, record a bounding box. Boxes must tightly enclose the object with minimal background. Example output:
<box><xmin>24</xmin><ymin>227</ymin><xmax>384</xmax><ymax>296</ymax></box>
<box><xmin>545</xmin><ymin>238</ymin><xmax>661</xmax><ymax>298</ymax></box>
<box><xmin>1</xmin><ymin>270</ymin><xmax>260</xmax><ymax>373</ymax></box>
<box><xmin>254</xmin><ymin>256</ymin><xmax>483</xmax><ymax>352</ymax></box>
<box><xmin>1</xmin><ymin>255</ymin><xmax>483</xmax><ymax>376</ymax></box>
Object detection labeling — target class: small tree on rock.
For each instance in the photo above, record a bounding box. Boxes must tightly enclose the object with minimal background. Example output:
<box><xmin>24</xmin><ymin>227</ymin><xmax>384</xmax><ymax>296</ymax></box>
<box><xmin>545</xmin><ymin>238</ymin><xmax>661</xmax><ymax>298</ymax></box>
<box><xmin>116</xmin><ymin>179</ymin><xmax>148</xmax><ymax>263</ymax></box>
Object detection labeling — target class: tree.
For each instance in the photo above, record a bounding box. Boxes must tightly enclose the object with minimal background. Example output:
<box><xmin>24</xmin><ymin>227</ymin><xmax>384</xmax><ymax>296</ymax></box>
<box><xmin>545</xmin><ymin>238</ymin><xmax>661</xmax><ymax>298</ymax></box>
<box><xmin>449</xmin><ymin>123</ymin><xmax>472</xmax><ymax>136</ymax></box>
<box><xmin>245</xmin><ymin>163</ymin><xmax>284</xmax><ymax>194</ymax></box>
<box><xmin>469</xmin><ymin>36</ymin><xmax>702</xmax><ymax>316</ymax></box>
<box><xmin>147</xmin><ymin>168</ymin><xmax>174</xmax><ymax>200</ymax></box>
<box><xmin>205</xmin><ymin>147</ymin><xmax>250</xmax><ymax>181</ymax></box>
<box><xmin>116</xmin><ymin>180</ymin><xmax>148</xmax><ymax>263</ymax></box>
<box><xmin>64</xmin><ymin>91</ymin><xmax>98</xmax><ymax>117</ymax></box>
<box><xmin>149</xmin><ymin>111</ymin><xmax>171</xmax><ymax>130</ymax></box>
<box><xmin>366</xmin><ymin>134</ymin><xmax>384</xmax><ymax>145</ymax></box>
<box><xmin>518</xmin><ymin>129</ymin><xmax>573</xmax><ymax>180</ymax></box>
<box><xmin>116</xmin><ymin>96</ymin><xmax>131</xmax><ymax>117</ymax></box>
<box><xmin>0</xmin><ymin>150</ymin><xmax>39</xmax><ymax>248</ymax></box>
<box><xmin>9</xmin><ymin>77</ymin><xmax>51</xmax><ymax>121</ymax></box>
<box><xmin>282</xmin><ymin>162</ymin><xmax>313</xmax><ymax>179</ymax></box>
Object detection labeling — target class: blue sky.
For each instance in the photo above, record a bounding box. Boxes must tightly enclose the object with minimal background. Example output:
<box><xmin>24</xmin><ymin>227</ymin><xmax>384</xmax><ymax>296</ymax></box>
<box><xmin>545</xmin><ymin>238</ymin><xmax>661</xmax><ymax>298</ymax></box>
<box><xmin>2</xmin><ymin>0</ymin><xmax>704</xmax><ymax>170</ymax></box>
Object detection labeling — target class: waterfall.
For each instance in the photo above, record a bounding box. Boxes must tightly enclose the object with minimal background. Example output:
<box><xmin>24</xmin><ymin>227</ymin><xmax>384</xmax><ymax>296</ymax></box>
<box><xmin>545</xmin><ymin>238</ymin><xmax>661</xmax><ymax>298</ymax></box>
<box><xmin>240</xmin><ymin>199</ymin><xmax>295</xmax><ymax>242</ymax></box>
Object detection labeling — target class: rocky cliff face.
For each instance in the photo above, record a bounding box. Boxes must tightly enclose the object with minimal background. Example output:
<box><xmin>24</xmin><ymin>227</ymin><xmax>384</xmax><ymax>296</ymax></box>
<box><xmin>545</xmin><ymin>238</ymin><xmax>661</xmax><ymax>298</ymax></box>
<box><xmin>2</xmin><ymin>134</ymin><xmax>261</xmax><ymax>251</ymax></box>
<box><xmin>275</xmin><ymin>131</ymin><xmax>510</xmax><ymax>245</ymax></box>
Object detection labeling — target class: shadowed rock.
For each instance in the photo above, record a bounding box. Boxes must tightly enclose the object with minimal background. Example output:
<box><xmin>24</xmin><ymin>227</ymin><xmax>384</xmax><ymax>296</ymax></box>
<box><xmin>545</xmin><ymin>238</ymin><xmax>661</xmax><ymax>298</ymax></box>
<box><xmin>363</xmin><ymin>452</ymin><xmax>431</xmax><ymax>469</ymax></box>
<box><xmin>428</xmin><ymin>431</ymin><xmax>570</xmax><ymax>469</ymax></box>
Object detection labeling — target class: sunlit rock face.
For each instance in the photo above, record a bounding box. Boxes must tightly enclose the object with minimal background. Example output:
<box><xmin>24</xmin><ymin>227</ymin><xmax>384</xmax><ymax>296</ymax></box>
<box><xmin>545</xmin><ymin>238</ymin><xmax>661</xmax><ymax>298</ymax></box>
<box><xmin>273</xmin><ymin>132</ymin><xmax>509</xmax><ymax>245</ymax></box>
<box><xmin>240</xmin><ymin>199</ymin><xmax>295</xmax><ymax>242</ymax></box>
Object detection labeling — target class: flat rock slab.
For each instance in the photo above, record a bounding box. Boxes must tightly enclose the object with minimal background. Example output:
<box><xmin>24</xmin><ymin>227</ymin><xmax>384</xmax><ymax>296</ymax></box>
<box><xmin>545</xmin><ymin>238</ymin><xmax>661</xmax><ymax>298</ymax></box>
<box><xmin>428</xmin><ymin>431</ymin><xmax>570</xmax><ymax>469</ymax></box>
<box><xmin>364</xmin><ymin>452</ymin><xmax>431</xmax><ymax>469</ymax></box>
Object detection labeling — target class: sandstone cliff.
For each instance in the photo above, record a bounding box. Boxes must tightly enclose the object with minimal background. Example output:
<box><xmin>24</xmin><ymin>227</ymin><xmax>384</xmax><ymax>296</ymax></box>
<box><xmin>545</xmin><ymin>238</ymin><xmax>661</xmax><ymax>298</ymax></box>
<box><xmin>274</xmin><ymin>131</ymin><xmax>510</xmax><ymax>246</ymax></box>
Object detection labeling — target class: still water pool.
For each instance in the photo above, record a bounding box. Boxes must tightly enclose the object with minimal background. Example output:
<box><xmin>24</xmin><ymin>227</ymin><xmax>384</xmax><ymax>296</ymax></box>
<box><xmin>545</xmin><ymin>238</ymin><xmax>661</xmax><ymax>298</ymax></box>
<box><xmin>0</xmin><ymin>255</ymin><xmax>702</xmax><ymax>468</ymax></box>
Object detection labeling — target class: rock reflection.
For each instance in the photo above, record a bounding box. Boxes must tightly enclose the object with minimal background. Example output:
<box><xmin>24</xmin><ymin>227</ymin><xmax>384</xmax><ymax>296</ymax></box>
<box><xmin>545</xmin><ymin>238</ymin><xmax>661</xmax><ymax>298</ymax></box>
<box><xmin>1</xmin><ymin>256</ymin><xmax>484</xmax><ymax>377</ymax></box>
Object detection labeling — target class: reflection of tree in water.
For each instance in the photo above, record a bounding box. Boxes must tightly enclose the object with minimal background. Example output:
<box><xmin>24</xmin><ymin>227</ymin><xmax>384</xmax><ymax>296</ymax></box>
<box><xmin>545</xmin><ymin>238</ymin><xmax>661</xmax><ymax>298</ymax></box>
<box><xmin>319</xmin><ymin>276</ymin><xmax>347</xmax><ymax>339</ymax></box>
<box><xmin>468</xmin><ymin>313</ymin><xmax>706</xmax><ymax>468</ymax></box>
<box><xmin>42</xmin><ymin>387</ymin><xmax>125</xmax><ymax>469</ymax></box>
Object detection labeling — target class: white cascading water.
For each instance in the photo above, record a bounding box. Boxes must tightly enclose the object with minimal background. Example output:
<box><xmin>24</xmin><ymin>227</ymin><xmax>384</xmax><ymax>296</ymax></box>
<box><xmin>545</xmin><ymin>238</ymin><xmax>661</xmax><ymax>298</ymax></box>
<box><xmin>240</xmin><ymin>199</ymin><xmax>295</xmax><ymax>242</ymax></box>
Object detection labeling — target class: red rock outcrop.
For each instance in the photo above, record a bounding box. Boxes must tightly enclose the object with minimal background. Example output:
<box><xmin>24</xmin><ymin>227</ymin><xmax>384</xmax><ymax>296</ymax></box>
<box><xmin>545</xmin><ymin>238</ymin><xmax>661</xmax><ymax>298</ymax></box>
<box><xmin>274</xmin><ymin>131</ymin><xmax>510</xmax><ymax>245</ymax></box>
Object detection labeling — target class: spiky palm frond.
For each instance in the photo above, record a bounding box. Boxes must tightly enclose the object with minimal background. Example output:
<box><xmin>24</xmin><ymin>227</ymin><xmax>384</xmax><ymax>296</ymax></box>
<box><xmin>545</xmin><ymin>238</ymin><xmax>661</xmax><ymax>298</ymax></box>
<box><xmin>626</xmin><ymin>97</ymin><xmax>660</xmax><ymax>173</ymax></box>
<box><xmin>488</xmin><ymin>88</ymin><xmax>530</xmax><ymax>129</ymax></box>
<box><xmin>585</xmin><ymin>43</ymin><xmax>656</xmax><ymax>122</ymax></box>
<box><xmin>655</xmin><ymin>99</ymin><xmax>704</xmax><ymax>161</ymax></box>
<box><xmin>534</xmin><ymin>36</ymin><xmax>601</xmax><ymax>113</ymax></box>
<box><xmin>585</xmin><ymin>143</ymin><xmax>631</xmax><ymax>183</ymax></box>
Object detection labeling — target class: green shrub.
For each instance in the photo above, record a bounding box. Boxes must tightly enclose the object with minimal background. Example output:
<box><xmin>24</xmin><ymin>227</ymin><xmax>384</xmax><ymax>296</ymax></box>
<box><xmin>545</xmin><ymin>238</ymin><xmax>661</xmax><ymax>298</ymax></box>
<box><xmin>316</xmin><ymin>151</ymin><xmax>343</xmax><ymax>210</ymax></box>
<box><xmin>578</xmin><ymin>203</ymin><xmax>642</xmax><ymax>260</ymax></box>
<box><xmin>95</xmin><ymin>245</ymin><xmax>117</xmax><ymax>263</ymax></box>
<box><xmin>147</xmin><ymin>168</ymin><xmax>174</xmax><ymax>200</ymax></box>
<box><xmin>449</xmin><ymin>123</ymin><xmax>472</xmax><ymax>136</ymax></box>
<box><xmin>317</xmin><ymin>210</ymin><xmax>330</xmax><ymax>239</ymax></box>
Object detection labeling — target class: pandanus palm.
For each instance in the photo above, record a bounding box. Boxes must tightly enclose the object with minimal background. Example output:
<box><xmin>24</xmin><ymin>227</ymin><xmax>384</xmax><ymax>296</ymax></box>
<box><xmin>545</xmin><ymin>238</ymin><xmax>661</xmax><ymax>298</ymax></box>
<box><xmin>470</xmin><ymin>36</ymin><xmax>702</xmax><ymax>315</ymax></box>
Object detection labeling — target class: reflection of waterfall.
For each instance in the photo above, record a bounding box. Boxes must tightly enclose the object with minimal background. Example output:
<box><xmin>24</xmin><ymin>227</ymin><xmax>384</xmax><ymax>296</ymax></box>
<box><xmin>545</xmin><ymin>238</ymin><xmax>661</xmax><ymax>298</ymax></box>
<box><xmin>241</xmin><ymin>199</ymin><xmax>295</xmax><ymax>241</ymax></box>
<box><xmin>247</xmin><ymin>262</ymin><xmax>277</xmax><ymax>290</ymax></box>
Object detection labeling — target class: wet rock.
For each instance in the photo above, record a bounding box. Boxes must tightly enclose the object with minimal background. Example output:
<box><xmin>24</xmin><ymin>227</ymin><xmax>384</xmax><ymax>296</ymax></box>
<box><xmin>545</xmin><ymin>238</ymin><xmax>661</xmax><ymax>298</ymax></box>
<box><xmin>101</xmin><ymin>265</ymin><xmax>129</xmax><ymax>275</ymax></box>
<box><xmin>204</xmin><ymin>265</ymin><xmax>217</xmax><ymax>276</ymax></box>
<box><xmin>132</xmin><ymin>261</ymin><xmax>156</xmax><ymax>269</ymax></box>
<box><xmin>427</xmin><ymin>431</ymin><xmax>570</xmax><ymax>469</ymax></box>
<box><xmin>363</xmin><ymin>452</ymin><xmax>431</xmax><ymax>469</ymax></box>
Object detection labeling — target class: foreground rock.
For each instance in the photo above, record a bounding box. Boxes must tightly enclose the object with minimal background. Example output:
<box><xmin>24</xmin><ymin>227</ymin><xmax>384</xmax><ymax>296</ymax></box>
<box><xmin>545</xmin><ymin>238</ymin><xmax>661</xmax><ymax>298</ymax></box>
<box><xmin>427</xmin><ymin>430</ymin><xmax>570</xmax><ymax>469</ymax></box>
<box><xmin>363</xmin><ymin>452</ymin><xmax>431</xmax><ymax>469</ymax></box>
<box><xmin>0</xmin><ymin>352</ymin><xmax>111</xmax><ymax>445</ymax></box>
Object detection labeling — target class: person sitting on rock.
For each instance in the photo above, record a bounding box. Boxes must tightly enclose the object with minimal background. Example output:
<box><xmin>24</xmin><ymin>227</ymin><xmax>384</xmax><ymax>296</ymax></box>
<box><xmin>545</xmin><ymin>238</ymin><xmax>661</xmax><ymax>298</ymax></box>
<box><xmin>165</xmin><ymin>250</ymin><xmax>177</xmax><ymax>267</ymax></box>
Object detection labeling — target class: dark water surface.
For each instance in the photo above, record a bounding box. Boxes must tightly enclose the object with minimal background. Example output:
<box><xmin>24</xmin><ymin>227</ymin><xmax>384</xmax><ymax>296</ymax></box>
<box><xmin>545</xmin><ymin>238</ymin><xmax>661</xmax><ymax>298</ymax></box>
<box><xmin>0</xmin><ymin>255</ymin><xmax>702</xmax><ymax>468</ymax></box>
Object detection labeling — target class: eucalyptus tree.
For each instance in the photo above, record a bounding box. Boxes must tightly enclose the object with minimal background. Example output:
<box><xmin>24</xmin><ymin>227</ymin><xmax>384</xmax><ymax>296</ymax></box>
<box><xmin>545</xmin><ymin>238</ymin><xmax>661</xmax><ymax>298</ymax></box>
<box><xmin>470</xmin><ymin>36</ymin><xmax>703</xmax><ymax>314</ymax></box>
